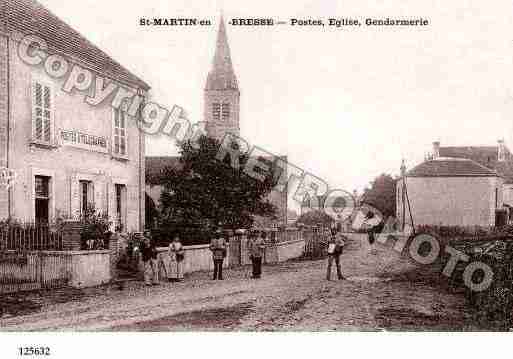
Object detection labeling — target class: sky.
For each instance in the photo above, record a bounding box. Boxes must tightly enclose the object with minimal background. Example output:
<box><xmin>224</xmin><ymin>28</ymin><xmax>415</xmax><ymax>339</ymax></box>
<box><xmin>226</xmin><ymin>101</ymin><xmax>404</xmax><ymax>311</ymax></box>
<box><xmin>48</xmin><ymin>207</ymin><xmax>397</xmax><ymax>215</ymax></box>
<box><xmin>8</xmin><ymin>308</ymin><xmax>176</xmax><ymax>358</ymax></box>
<box><xmin>39</xmin><ymin>0</ymin><xmax>513</xmax><ymax>201</ymax></box>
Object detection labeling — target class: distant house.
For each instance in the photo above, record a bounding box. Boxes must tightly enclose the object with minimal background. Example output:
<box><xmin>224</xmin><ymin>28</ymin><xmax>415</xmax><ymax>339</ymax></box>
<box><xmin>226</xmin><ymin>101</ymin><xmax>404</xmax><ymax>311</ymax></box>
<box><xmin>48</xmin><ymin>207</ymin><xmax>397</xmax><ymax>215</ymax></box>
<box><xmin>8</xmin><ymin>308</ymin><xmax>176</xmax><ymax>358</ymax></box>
<box><xmin>397</xmin><ymin>142</ymin><xmax>506</xmax><ymax>227</ymax></box>
<box><xmin>434</xmin><ymin>140</ymin><xmax>513</xmax><ymax>206</ymax></box>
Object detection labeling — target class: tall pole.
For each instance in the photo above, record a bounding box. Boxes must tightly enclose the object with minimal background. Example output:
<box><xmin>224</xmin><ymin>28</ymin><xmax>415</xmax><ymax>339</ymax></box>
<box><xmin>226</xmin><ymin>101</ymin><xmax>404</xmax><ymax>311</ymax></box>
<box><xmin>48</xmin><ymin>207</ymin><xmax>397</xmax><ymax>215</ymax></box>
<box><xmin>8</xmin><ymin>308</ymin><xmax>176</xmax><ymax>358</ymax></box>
<box><xmin>400</xmin><ymin>160</ymin><xmax>406</xmax><ymax>231</ymax></box>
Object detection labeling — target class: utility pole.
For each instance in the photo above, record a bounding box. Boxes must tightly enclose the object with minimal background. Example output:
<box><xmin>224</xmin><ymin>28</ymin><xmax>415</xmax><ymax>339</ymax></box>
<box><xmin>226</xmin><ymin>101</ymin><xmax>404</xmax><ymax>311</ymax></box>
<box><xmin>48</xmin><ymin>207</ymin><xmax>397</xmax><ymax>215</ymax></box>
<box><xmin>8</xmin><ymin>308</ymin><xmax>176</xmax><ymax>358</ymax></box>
<box><xmin>400</xmin><ymin>159</ymin><xmax>415</xmax><ymax>235</ymax></box>
<box><xmin>400</xmin><ymin>159</ymin><xmax>406</xmax><ymax>230</ymax></box>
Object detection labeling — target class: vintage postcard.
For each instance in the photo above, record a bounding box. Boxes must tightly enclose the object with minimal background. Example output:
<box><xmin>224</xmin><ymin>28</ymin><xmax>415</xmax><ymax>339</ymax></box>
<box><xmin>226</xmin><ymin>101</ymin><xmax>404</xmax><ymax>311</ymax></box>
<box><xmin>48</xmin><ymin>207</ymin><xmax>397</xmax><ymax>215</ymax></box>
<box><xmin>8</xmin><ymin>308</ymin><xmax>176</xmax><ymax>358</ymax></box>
<box><xmin>0</xmin><ymin>0</ymin><xmax>512</xmax><ymax>356</ymax></box>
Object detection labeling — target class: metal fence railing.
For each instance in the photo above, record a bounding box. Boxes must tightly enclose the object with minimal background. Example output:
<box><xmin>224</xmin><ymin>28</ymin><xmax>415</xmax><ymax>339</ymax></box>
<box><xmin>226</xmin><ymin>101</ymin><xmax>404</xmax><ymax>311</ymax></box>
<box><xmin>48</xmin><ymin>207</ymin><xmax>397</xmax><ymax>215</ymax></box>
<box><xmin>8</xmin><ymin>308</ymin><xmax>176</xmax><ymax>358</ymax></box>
<box><xmin>0</xmin><ymin>223</ymin><xmax>63</xmax><ymax>251</ymax></box>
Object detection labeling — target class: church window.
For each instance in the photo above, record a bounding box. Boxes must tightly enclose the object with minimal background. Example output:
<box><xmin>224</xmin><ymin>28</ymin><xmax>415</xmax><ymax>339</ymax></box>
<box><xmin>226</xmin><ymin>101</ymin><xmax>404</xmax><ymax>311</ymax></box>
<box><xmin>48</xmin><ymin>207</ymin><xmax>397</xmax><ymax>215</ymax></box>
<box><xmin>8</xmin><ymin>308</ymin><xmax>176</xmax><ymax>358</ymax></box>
<box><xmin>213</xmin><ymin>102</ymin><xmax>221</xmax><ymax>121</ymax></box>
<box><xmin>212</xmin><ymin>102</ymin><xmax>230</xmax><ymax>121</ymax></box>
<box><xmin>221</xmin><ymin>102</ymin><xmax>230</xmax><ymax>121</ymax></box>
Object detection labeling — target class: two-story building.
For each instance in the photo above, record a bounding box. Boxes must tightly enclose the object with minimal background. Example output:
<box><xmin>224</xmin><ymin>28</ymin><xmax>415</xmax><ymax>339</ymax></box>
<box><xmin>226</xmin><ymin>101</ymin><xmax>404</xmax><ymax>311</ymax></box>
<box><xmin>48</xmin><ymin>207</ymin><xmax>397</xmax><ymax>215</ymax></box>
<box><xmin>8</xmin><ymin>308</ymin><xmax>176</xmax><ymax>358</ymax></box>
<box><xmin>0</xmin><ymin>0</ymin><xmax>149</xmax><ymax>232</ymax></box>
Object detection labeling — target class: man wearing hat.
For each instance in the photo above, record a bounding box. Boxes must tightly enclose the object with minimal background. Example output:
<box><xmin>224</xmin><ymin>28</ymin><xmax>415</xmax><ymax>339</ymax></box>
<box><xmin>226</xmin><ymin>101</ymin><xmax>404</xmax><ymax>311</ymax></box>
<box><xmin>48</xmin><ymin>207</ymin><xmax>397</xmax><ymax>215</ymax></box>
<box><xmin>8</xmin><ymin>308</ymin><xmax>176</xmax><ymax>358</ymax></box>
<box><xmin>209</xmin><ymin>229</ymin><xmax>227</xmax><ymax>280</ymax></box>
<box><xmin>140</xmin><ymin>231</ymin><xmax>159</xmax><ymax>286</ymax></box>
<box><xmin>249</xmin><ymin>230</ymin><xmax>266</xmax><ymax>279</ymax></box>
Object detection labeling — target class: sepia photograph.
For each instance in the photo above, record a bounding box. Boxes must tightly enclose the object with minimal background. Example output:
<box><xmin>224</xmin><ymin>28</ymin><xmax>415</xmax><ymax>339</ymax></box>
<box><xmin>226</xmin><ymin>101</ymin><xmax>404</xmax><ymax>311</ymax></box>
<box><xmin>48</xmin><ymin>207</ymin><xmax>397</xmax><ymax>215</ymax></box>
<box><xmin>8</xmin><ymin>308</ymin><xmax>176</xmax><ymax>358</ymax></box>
<box><xmin>0</xmin><ymin>0</ymin><xmax>512</xmax><ymax>356</ymax></box>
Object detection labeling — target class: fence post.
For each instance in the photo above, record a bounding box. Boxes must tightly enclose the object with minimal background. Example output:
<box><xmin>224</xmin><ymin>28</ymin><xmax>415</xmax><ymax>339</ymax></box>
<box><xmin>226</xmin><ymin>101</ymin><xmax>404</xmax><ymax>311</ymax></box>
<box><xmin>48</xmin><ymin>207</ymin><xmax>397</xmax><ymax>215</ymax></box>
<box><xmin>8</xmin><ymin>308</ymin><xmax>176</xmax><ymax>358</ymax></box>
<box><xmin>109</xmin><ymin>232</ymin><xmax>122</xmax><ymax>281</ymax></box>
<box><xmin>38</xmin><ymin>251</ymin><xmax>44</xmax><ymax>290</ymax></box>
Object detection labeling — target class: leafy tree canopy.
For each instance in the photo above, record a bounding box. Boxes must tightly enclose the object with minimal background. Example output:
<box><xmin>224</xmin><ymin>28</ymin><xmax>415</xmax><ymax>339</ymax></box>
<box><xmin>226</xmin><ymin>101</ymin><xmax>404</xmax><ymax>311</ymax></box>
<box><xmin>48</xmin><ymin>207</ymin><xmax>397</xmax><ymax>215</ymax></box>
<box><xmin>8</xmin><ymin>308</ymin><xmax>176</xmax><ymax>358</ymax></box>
<box><xmin>158</xmin><ymin>136</ymin><xmax>277</xmax><ymax>236</ymax></box>
<box><xmin>361</xmin><ymin>173</ymin><xmax>398</xmax><ymax>219</ymax></box>
<box><xmin>295</xmin><ymin>209</ymin><xmax>334</xmax><ymax>227</ymax></box>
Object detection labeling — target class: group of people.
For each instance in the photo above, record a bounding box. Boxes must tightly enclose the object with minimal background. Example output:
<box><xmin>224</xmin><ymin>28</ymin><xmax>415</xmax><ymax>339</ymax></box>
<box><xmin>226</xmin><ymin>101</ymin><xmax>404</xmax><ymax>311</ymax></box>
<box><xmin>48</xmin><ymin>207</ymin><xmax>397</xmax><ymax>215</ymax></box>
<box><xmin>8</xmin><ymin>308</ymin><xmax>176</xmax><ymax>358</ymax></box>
<box><xmin>135</xmin><ymin>231</ymin><xmax>185</xmax><ymax>286</ymax></box>
<box><xmin>207</xmin><ymin>229</ymin><xmax>267</xmax><ymax>280</ymax></box>
<box><xmin>135</xmin><ymin>228</ymin><xmax>270</xmax><ymax>286</ymax></box>
<box><xmin>134</xmin><ymin>227</ymin><xmax>349</xmax><ymax>287</ymax></box>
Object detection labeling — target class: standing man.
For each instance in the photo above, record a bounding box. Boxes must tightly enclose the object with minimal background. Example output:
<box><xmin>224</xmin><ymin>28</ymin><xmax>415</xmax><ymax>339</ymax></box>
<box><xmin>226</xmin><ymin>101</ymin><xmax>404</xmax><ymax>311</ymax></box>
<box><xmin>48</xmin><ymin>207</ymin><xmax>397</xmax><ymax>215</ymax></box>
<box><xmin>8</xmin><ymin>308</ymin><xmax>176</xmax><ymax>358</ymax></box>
<box><xmin>209</xmin><ymin>229</ymin><xmax>227</xmax><ymax>280</ymax></box>
<box><xmin>326</xmin><ymin>228</ymin><xmax>345</xmax><ymax>281</ymax></box>
<box><xmin>140</xmin><ymin>231</ymin><xmax>159</xmax><ymax>286</ymax></box>
<box><xmin>249</xmin><ymin>231</ymin><xmax>266</xmax><ymax>279</ymax></box>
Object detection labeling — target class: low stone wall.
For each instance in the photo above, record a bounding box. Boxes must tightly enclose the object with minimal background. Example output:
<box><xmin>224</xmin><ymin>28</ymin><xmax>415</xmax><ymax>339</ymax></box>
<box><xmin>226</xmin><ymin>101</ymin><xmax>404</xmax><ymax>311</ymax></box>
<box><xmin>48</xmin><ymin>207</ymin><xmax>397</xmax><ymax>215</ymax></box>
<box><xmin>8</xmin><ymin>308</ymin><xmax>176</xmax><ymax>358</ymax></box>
<box><xmin>156</xmin><ymin>244</ymin><xmax>230</xmax><ymax>278</ymax></box>
<box><xmin>275</xmin><ymin>239</ymin><xmax>305</xmax><ymax>262</ymax></box>
<box><xmin>0</xmin><ymin>250</ymin><xmax>111</xmax><ymax>292</ymax></box>
<box><xmin>153</xmin><ymin>237</ymin><xmax>306</xmax><ymax>278</ymax></box>
<box><xmin>69</xmin><ymin>250</ymin><xmax>111</xmax><ymax>288</ymax></box>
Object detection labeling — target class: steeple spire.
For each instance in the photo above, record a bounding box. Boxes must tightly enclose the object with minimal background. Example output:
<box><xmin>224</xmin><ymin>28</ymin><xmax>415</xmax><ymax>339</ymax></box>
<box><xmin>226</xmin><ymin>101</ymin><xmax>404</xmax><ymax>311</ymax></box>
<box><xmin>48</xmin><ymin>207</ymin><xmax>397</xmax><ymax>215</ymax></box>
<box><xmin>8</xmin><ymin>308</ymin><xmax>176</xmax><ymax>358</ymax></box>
<box><xmin>206</xmin><ymin>16</ymin><xmax>238</xmax><ymax>90</ymax></box>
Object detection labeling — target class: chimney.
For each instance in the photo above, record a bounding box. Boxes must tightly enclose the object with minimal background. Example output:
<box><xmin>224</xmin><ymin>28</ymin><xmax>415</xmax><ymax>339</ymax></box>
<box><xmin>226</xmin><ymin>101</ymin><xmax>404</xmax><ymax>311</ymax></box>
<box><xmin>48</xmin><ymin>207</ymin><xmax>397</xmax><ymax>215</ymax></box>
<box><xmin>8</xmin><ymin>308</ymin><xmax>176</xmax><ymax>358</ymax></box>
<box><xmin>498</xmin><ymin>139</ymin><xmax>506</xmax><ymax>162</ymax></box>
<box><xmin>432</xmin><ymin>141</ymin><xmax>440</xmax><ymax>159</ymax></box>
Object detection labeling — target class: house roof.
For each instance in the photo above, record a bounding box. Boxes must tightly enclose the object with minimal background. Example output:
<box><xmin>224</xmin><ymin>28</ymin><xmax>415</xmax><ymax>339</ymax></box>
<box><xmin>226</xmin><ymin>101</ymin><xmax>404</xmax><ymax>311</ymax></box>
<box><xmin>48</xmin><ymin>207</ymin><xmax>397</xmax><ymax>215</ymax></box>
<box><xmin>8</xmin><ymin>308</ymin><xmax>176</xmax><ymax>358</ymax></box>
<box><xmin>406</xmin><ymin>157</ymin><xmax>500</xmax><ymax>178</ymax></box>
<box><xmin>439</xmin><ymin>146</ymin><xmax>513</xmax><ymax>183</ymax></box>
<box><xmin>1</xmin><ymin>0</ymin><xmax>150</xmax><ymax>90</ymax></box>
<box><xmin>146</xmin><ymin>156</ymin><xmax>182</xmax><ymax>185</ymax></box>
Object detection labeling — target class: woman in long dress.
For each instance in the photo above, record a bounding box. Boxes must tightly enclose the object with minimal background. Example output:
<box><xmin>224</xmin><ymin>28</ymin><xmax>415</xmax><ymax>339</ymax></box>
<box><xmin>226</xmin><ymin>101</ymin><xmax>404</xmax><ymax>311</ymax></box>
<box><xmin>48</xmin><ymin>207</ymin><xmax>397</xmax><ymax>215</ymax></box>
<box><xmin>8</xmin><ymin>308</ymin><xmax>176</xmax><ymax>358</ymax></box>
<box><xmin>168</xmin><ymin>236</ymin><xmax>185</xmax><ymax>282</ymax></box>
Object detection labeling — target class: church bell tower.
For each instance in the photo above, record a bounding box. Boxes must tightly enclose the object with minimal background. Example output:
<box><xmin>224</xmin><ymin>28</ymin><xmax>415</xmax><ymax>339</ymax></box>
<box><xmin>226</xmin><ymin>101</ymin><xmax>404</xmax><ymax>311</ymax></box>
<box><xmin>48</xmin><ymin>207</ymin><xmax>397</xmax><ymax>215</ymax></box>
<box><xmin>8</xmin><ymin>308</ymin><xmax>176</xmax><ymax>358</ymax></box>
<box><xmin>204</xmin><ymin>16</ymin><xmax>240</xmax><ymax>141</ymax></box>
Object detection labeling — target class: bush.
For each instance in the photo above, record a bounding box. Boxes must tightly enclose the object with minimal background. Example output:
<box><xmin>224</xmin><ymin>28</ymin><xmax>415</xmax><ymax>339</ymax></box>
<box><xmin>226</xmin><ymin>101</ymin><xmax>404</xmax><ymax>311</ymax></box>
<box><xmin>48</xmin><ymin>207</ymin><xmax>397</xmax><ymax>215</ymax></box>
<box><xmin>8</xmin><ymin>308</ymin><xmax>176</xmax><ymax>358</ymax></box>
<box><xmin>79</xmin><ymin>206</ymin><xmax>112</xmax><ymax>250</ymax></box>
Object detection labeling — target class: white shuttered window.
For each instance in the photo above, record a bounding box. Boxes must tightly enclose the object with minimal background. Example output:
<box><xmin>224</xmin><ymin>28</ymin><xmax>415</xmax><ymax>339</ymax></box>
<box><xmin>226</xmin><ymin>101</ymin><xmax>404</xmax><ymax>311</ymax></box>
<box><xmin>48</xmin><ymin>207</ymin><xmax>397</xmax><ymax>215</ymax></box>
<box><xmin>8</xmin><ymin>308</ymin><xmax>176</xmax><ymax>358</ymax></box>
<box><xmin>32</xmin><ymin>81</ymin><xmax>52</xmax><ymax>143</ymax></box>
<box><xmin>113</xmin><ymin>108</ymin><xmax>127</xmax><ymax>156</ymax></box>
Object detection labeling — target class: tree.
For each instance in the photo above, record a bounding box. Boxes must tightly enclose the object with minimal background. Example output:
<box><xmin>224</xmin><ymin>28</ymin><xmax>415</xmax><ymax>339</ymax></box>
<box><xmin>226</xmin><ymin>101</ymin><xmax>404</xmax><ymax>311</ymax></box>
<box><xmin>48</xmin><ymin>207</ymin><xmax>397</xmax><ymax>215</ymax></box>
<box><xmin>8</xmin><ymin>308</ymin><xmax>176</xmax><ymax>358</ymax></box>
<box><xmin>295</xmin><ymin>209</ymin><xmax>334</xmax><ymax>227</ymax></box>
<box><xmin>158</xmin><ymin>136</ymin><xmax>277</xmax><ymax>237</ymax></box>
<box><xmin>361</xmin><ymin>173</ymin><xmax>397</xmax><ymax>219</ymax></box>
<box><xmin>145</xmin><ymin>193</ymin><xmax>158</xmax><ymax>229</ymax></box>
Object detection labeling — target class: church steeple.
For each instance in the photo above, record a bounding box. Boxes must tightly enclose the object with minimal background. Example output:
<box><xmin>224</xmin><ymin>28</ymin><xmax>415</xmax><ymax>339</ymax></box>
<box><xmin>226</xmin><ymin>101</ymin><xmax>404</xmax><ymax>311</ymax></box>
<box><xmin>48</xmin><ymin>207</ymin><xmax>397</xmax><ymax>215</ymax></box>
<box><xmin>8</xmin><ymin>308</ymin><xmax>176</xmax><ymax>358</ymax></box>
<box><xmin>206</xmin><ymin>15</ymin><xmax>238</xmax><ymax>90</ymax></box>
<box><xmin>204</xmin><ymin>16</ymin><xmax>240</xmax><ymax>140</ymax></box>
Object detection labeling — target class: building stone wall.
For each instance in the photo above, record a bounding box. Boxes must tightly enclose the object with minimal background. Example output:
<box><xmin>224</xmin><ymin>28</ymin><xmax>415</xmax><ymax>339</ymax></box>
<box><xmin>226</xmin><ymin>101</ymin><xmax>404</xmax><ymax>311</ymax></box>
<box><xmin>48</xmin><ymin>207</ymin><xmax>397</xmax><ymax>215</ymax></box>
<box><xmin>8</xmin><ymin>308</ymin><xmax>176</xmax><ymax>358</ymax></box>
<box><xmin>397</xmin><ymin>176</ymin><xmax>503</xmax><ymax>227</ymax></box>
<box><xmin>204</xmin><ymin>89</ymin><xmax>240</xmax><ymax>141</ymax></box>
<box><xmin>502</xmin><ymin>184</ymin><xmax>513</xmax><ymax>207</ymax></box>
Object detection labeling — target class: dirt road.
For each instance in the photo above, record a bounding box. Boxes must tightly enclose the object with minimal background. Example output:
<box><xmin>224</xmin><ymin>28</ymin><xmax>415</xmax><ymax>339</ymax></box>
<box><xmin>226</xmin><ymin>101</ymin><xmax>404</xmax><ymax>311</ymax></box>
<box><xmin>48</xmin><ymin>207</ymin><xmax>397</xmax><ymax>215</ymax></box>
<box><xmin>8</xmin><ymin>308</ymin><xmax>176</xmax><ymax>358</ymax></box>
<box><xmin>0</xmin><ymin>234</ymin><xmax>483</xmax><ymax>331</ymax></box>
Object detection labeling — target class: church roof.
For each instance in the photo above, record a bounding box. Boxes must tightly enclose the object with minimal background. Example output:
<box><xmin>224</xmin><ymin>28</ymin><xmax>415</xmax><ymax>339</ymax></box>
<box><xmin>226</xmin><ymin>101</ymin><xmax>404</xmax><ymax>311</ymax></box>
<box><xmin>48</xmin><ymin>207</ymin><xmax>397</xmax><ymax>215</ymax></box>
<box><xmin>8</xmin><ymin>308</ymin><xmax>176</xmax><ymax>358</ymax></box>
<box><xmin>205</xmin><ymin>16</ymin><xmax>238</xmax><ymax>91</ymax></box>
<box><xmin>1</xmin><ymin>0</ymin><xmax>150</xmax><ymax>90</ymax></box>
<box><xmin>146</xmin><ymin>156</ymin><xmax>182</xmax><ymax>185</ymax></box>
<box><xmin>406</xmin><ymin>158</ymin><xmax>500</xmax><ymax>178</ymax></box>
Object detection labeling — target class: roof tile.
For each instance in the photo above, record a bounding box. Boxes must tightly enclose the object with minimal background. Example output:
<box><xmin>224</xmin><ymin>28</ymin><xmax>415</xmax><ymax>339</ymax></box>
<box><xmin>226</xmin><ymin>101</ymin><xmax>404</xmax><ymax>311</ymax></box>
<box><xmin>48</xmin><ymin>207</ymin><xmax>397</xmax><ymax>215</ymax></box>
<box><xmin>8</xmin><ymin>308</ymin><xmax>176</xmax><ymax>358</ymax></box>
<box><xmin>407</xmin><ymin>158</ymin><xmax>499</xmax><ymax>178</ymax></box>
<box><xmin>2</xmin><ymin>0</ymin><xmax>149</xmax><ymax>90</ymax></box>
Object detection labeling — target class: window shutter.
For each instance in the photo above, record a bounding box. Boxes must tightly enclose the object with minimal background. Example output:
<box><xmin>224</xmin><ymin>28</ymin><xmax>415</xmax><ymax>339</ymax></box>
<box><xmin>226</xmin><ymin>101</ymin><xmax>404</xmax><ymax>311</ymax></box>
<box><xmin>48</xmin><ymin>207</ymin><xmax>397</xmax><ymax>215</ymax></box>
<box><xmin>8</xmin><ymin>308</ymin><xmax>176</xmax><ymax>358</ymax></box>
<box><xmin>70</xmin><ymin>174</ymin><xmax>80</xmax><ymax>218</ymax></box>
<box><xmin>213</xmin><ymin>102</ymin><xmax>220</xmax><ymax>121</ymax></box>
<box><xmin>87</xmin><ymin>182</ymin><xmax>95</xmax><ymax>209</ymax></box>
<box><xmin>108</xmin><ymin>182</ymin><xmax>117</xmax><ymax>231</ymax></box>
<box><xmin>32</xmin><ymin>81</ymin><xmax>52</xmax><ymax>143</ymax></box>
<box><xmin>119</xmin><ymin>111</ymin><xmax>126</xmax><ymax>155</ymax></box>
<box><xmin>222</xmin><ymin>103</ymin><xmax>230</xmax><ymax>121</ymax></box>
<box><xmin>43</xmin><ymin>85</ymin><xmax>51</xmax><ymax>142</ymax></box>
<box><xmin>113</xmin><ymin>109</ymin><xmax>128</xmax><ymax>156</ymax></box>
<box><xmin>33</xmin><ymin>82</ymin><xmax>43</xmax><ymax>140</ymax></box>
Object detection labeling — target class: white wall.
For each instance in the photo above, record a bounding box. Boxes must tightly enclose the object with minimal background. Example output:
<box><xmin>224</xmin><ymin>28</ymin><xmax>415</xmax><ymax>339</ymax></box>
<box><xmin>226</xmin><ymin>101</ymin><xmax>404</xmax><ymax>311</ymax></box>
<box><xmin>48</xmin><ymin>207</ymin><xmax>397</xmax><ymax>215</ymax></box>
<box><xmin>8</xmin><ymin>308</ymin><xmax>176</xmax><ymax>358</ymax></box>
<box><xmin>397</xmin><ymin>176</ymin><xmax>503</xmax><ymax>227</ymax></box>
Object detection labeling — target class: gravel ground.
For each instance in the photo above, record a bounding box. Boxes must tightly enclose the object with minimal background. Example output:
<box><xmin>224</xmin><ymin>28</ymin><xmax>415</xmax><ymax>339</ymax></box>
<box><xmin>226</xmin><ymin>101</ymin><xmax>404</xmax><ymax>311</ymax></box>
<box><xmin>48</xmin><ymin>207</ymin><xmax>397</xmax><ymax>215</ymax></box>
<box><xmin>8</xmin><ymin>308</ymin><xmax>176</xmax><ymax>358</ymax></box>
<box><xmin>0</xmin><ymin>234</ymin><xmax>486</xmax><ymax>331</ymax></box>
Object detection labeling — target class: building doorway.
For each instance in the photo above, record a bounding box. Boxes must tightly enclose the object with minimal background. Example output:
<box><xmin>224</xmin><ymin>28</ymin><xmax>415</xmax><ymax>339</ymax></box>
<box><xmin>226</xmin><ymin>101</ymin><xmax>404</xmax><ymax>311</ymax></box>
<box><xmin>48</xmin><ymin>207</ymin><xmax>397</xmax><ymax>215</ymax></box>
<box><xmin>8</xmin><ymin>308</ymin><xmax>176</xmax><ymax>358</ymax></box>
<box><xmin>115</xmin><ymin>184</ymin><xmax>127</xmax><ymax>232</ymax></box>
<box><xmin>35</xmin><ymin>176</ymin><xmax>50</xmax><ymax>223</ymax></box>
<box><xmin>79</xmin><ymin>180</ymin><xmax>94</xmax><ymax>215</ymax></box>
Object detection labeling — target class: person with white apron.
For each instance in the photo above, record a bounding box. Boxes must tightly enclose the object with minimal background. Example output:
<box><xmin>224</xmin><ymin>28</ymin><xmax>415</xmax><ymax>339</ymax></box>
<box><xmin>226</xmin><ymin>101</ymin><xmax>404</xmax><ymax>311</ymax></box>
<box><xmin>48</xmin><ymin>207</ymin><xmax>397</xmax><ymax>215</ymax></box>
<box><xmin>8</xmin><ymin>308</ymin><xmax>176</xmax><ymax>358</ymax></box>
<box><xmin>167</xmin><ymin>236</ymin><xmax>185</xmax><ymax>282</ymax></box>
